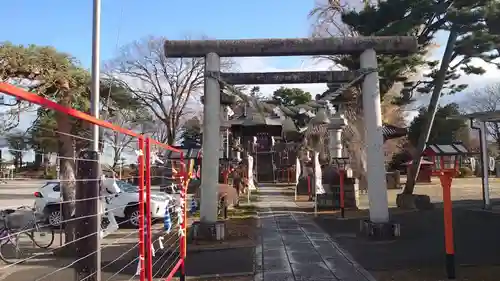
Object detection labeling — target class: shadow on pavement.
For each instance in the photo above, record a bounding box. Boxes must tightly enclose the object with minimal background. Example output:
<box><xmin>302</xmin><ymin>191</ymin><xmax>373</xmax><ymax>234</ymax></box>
<box><xmin>315</xmin><ymin>200</ymin><xmax>500</xmax><ymax>275</ymax></box>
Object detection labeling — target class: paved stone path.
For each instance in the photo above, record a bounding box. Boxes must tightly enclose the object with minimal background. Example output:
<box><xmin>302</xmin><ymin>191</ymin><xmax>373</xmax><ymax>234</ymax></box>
<box><xmin>254</xmin><ymin>186</ymin><xmax>377</xmax><ymax>281</ymax></box>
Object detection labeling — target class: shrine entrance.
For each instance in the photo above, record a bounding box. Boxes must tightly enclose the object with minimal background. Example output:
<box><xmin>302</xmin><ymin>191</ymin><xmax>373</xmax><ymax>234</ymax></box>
<box><xmin>164</xmin><ymin>37</ymin><xmax>417</xmax><ymax>229</ymax></box>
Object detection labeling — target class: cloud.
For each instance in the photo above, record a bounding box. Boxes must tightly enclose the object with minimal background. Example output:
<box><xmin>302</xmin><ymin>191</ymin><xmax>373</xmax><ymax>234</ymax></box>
<box><xmin>409</xmin><ymin>56</ymin><xmax>500</xmax><ymax>112</ymax></box>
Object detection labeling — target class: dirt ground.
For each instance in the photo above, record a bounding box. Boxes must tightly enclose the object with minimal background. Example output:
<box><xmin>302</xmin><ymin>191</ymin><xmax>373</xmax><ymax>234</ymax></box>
<box><xmin>188</xmin><ymin>216</ymin><xmax>257</xmax><ymax>251</ymax></box>
<box><xmin>357</xmin><ymin>176</ymin><xmax>500</xmax><ymax>209</ymax></box>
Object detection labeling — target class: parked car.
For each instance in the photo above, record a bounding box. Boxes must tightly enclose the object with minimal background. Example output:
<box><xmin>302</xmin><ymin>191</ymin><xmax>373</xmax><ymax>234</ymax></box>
<box><xmin>33</xmin><ymin>179</ymin><xmax>179</xmax><ymax>228</ymax></box>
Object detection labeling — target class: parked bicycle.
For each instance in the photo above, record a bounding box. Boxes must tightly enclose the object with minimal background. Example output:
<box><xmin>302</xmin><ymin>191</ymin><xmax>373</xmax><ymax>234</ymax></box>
<box><xmin>0</xmin><ymin>206</ymin><xmax>55</xmax><ymax>264</ymax></box>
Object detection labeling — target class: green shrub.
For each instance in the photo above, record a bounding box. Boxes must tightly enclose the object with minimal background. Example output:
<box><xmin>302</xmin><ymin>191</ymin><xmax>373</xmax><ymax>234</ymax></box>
<box><xmin>458</xmin><ymin>167</ymin><xmax>473</xmax><ymax>178</ymax></box>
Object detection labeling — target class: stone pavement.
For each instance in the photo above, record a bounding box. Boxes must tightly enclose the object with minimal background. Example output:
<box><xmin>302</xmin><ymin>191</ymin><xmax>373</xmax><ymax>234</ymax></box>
<box><xmin>254</xmin><ymin>186</ymin><xmax>377</xmax><ymax>281</ymax></box>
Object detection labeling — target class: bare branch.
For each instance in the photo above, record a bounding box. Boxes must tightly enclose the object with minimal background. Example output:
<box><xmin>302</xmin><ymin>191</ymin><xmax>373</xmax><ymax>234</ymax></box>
<box><xmin>106</xmin><ymin>35</ymin><xmax>234</xmax><ymax>144</ymax></box>
<box><xmin>462</xmin><ymin>83</ymin><xmax>500</xmax><ymax>148</ymax></box>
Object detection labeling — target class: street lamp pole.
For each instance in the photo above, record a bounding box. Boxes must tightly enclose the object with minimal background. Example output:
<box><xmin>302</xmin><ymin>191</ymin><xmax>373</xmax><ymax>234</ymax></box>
<box><xmin>90</xmin><ymin>1</ymin><xmax>102</xmax><ymax>278</ymax></box>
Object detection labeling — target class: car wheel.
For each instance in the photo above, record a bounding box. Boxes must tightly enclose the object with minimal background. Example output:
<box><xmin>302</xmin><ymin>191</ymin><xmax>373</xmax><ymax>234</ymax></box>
<box><xmin>47</xmin><ymin>208</ymin><xmax>62</xmax><ymax>227</ymax></box>
<box><xmin>126</xmin><ymin>207</ymin><xmax>140</xmax><ymax>228</ymax></box>
<box><xmin>101</xmin><ymin>216</ymin><xmax>110</xmax><ymax>230</ymax></box>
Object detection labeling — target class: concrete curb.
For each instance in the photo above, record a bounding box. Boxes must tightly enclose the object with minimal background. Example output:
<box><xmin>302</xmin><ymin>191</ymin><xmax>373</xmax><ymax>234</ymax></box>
<box><xmin>187</xmin><ymin>244</ymin><xmax>255</xmax><ymax>253</ymax></box>
<box><xmin>191</xmin><ymin>271</ymin><xmax>255</xmax><ymax>279</ymax></box>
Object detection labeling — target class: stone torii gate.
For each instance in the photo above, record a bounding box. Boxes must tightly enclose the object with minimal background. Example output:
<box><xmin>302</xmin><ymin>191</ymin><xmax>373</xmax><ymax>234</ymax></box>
<box><xmin>164</xmin><ymin>37</ymin><xmax>417</xmax><ymax>232</ymax></box>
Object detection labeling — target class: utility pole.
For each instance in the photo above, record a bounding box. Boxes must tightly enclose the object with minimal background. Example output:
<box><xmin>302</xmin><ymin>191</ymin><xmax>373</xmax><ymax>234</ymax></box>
<box><xmin>90</xmin><ymin>0</ymin><xmax>102</xmax><ymax>278</ymax></box>
<box><xmin>75</xmin><ymin>1</ymin><xmax>101</xmax><ymax>280</ymax></box>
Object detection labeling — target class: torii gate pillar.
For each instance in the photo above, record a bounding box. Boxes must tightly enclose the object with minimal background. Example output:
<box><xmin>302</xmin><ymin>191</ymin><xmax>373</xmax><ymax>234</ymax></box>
<box><xmin>361</xmin><ymin>49</ymin><xmax>389</xmax><ymax>223</ymax></box>
<box><xmin>200</xmin><ymin>52</ymin><xmax>221</xmax><ymax>223</ymax></box>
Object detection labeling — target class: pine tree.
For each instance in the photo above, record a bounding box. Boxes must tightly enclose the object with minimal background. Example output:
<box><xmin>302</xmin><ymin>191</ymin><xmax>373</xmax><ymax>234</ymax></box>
<box><xmin>180</xmin><ymin>117</ymin><xmax>202</xmax><ymax>148</ymax></box>
<box><xmin>312</xmin><ymin>0</ymin><xmax>500</xmax><ymax>194</ymax></box>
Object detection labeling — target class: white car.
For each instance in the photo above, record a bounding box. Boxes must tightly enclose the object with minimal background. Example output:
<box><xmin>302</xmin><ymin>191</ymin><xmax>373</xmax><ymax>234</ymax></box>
<box><xmin>33</xmin><ymin>180</ymin><xmax>180</xmax><ymax>228</ymax></box>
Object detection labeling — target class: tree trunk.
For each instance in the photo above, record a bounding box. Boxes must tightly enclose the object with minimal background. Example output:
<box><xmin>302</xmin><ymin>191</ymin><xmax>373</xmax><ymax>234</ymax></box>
<box><xmin>34</xmin><ymin>151</ymin><xmax>43</xmax><ymax>169</ymax></box>
<box><xmin>13</xmin><ymin>157</ymin><xmax>19</xmax><ymax>170</ymax></box>
<box><xmin>494</xmin><ymin>123</ymin><xmax>500</xmax><ymax>152</ymax></box>
<box><xmin>43</xmin><ymin>153</ymin><xmax>50</xmax><ymax>177</ymax></box>
<box><xmin>404</xmin><ymin>28</ymin><xmax>458</xmax><ymax>194</ymax></box>
<box><xmin>54</xmin><ymin>92</ymin><xmax>77</xmax><ymax>255</ymax></box>
<box><xmin>167</xmin><ymin>131</ymin><xmax>175</xmax><ymax>145</ymax></box>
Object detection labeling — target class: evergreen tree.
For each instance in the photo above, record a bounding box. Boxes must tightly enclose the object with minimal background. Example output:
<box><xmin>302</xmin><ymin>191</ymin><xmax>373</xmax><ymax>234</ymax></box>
<box><xmin>336</xmin><ymin>0</ymin><xmax>500</xmax><ymax>102</ymax></box>
<box><xmin>408</xmin><ymin>103</ymin><xmax>468</xmax><ymax>146</ymax></box>
<box><xmin>180</xmin><ymin>117</ymin><xmax>202</xmax><ymax>148</ymax></box>
<box><xmin>272</xmin><ymin>87</ymin><xmax>312</xmax><ymax>107</ymax></box>
<box><xmin>311</xmin><ymin>0</ymin><xmax>500</xmax><ymax>194</ymax></box>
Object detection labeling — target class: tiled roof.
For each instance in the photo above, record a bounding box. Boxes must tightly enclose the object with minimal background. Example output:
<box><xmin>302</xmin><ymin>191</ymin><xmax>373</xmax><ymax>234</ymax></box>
<box><xmin>426</xmin><ymin>143</ymin><xmax>470</xmax><ymax>155</ymax></box>
<box><xmin>382</xmin><ymin>124</ymin><xmax>407</xmax><ymax>140</ymax></box>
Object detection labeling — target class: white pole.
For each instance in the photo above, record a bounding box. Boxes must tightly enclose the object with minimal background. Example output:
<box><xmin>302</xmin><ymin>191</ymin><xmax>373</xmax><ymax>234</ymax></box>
<box><xmin>479</xmin><ymin>121</ymin><xmax>491</xmax><ymax>209</ymax></box>
<box><xmin>91</xmin><ymin>0</ymin><xmax>102</xmax><ymax>278</ymax></box>
<box><xmin>254</xmin><ymin>151</ymin><xmax>258</xmax><ymax>182</ymax></box>
<box><xmin>360</xmin><ymin>49</ymin><xmax>389</xmax><ymax>224</ymax></box>
<box><xmin>295</xmin><ymin>157</ymin><xmax>300</xmax><ymax>201</ymax></box>
<box><xmin>91</xmin><ymin>0</ymin><xmax>101</xmax><ymax>151</ymax></box>
<box><xmin>200</xmin><ymin>53</ymin><xmax>221</xmax><ymax>223</ymax></box>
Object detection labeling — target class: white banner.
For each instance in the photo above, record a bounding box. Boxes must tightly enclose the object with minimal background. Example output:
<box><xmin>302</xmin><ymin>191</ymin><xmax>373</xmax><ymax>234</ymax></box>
<box><xmin>247</xmin><ymin>155</ymin><xmax>256</xmax><ymax>190</ymax></box>
<box><xmin>295</xmin><ymin>157</ymin><xmax>301</xmax><ymax>183</ymax></box>
<box><xmin>313</xmin><ymin>151</ymin><xmax>325</xmax><ymax>194</ymax></box>
<box><xmin>469</xmin><ymin>157</ymin><xmax>476</xmax><ymax>172</ymax></box>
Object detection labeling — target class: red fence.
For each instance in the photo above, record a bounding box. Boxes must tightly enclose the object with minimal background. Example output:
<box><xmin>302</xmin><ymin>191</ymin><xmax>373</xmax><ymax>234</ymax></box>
<box><xmin>0</xmin><ymin>82</ymin><xmax>187</xmax><ymax>281</ymax></box>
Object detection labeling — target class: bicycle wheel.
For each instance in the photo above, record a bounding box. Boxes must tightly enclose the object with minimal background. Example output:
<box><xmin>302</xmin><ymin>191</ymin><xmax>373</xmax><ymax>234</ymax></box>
<box><xmin>29</xmin><ymin>227</ymin><xmax>55</xmax><ymax>249</ymax></box>
<box><xmin>0</xmin><ymin>233</ymin><xmax>32</xmax><ymax>264</ymax></box>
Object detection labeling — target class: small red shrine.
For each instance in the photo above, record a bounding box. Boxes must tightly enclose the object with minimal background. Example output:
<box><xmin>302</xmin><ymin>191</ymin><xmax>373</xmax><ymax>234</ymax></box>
<box><xmin>422</xmin><ymin>143</ymin><xmax>470</xmax><ymax>176</ymax></box>
<box><xmin>404</xmin><ymin>159</ymin><xmax>434</xmax><ymax>183</ymax></box>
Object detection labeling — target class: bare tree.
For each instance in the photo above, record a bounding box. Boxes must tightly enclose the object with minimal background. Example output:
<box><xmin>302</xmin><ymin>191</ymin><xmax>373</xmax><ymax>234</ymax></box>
<box><xmin>105</xmin><ymin>107</ymin><xmax>153</xmax><ymax>168</ymax></box>
<box><xmin>466</xmin><ymin>83</ymin><xmax>500</xmax><ymax>150</ymax></box>
<box><xmin>151</xmin><ymin>119</ymin><xmax>170</xmax><ymax>144</ymax></box>
<box><xmin>107</xmin><ymin>36</ymin><xmax>234</xmax><ymax>144</ymax></box>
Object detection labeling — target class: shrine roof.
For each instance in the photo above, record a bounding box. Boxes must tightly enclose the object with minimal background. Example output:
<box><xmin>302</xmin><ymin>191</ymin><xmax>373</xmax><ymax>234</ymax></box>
<box><xmin>382</xmin><ymin>124</ymin><xmax>407</xmax><ymax>140</ymax></box>
<box><xmin>424</xmin><ymin>143</ymin><xmax>470</xmax><ymax>155</ymax></box>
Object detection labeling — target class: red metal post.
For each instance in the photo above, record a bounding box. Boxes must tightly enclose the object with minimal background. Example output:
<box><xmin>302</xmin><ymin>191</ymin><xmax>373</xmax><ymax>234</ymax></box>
<box><xmin>440</xmin><ymin>170</ymin><xmax>456</xmax><ymax>279</ymax></box>
<box><xmin>138</xmin><ymin>137</ymin><xmax>145</xmax><ymax>281</ymax></box>
<box><xmin>179</xmin><ymin>152</ymin><xmax>187</xmax><ymax>281</ymax></box>
<box><xmin>145</xmin><ymin>138</ymin><xmax>153</xmax><ymax>281</ymax></box>
<box><xmin>339</xmin><ymin>169</ymin><xmax>345</xmax><ymax>218</ymax></box>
